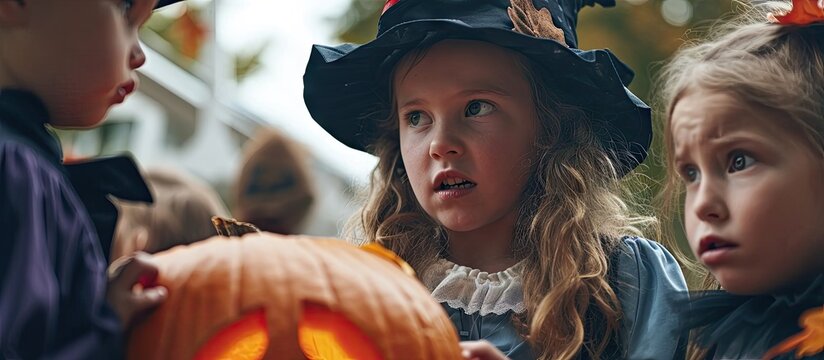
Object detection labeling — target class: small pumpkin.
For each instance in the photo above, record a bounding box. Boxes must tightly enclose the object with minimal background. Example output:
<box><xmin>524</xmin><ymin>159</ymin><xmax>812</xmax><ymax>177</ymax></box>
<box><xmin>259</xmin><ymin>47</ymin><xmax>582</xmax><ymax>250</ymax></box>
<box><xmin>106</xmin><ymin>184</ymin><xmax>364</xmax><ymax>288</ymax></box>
<box><xmin>126</xmin><ymin>228</ymin><xmax>460</xmax><ymax>359</ymax></box>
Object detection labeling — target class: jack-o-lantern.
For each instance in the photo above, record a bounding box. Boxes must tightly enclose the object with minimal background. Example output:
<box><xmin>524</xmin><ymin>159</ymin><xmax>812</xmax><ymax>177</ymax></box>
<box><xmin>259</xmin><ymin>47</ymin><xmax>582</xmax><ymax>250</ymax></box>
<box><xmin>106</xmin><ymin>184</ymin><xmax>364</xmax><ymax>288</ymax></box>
<box><xmin>127</xmin><ymin>225</ymin><xmax>461</xmax><ymax>359</ymax></box>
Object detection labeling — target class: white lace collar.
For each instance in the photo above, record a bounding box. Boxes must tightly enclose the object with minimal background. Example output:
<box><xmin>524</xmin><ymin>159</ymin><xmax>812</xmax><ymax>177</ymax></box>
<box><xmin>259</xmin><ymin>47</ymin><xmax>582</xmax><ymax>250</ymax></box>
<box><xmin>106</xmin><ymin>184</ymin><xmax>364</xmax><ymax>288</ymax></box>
<box><xmin>421</xmin><ymin>258</ymin><xmax>525</xmax><ymax>316</ymax></box>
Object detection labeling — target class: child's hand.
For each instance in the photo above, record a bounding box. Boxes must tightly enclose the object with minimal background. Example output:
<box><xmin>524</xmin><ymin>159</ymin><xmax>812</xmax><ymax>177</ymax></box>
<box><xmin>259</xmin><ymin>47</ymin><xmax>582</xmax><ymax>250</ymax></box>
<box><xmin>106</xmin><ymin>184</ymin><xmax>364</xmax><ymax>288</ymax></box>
<box><xmin>460</xmin><ymin>340</ymin><xmax>510</xmax><ymax>360</ymax></box>
<box><xmin>106</xmin><ymin>251</ymin><xmax>167</xmax><ymax>330</ymax></box>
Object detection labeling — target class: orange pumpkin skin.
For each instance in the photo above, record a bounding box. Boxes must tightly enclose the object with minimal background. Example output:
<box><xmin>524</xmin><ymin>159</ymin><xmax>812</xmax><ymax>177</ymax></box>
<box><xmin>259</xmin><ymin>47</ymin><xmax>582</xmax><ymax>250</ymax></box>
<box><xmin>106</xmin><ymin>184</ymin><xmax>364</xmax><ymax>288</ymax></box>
<box><xmin>127</xmin><ymin>233</ymin><xmax>461</xmax><ymax>360</ymax></box>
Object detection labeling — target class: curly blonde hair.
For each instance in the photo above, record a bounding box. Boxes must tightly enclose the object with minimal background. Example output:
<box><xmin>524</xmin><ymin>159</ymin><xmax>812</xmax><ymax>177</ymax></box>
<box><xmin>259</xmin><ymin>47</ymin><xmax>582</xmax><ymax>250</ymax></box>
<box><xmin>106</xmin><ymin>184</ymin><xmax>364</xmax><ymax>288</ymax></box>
<box><xmin>655</xmin><ymin>2</ymin><xmax>824</xmax><ymax>358</ymax></box>
<box><xmin>345</xmin><ymin>44</ymin><xmax>654</xmax><ymax>359</ymax></box>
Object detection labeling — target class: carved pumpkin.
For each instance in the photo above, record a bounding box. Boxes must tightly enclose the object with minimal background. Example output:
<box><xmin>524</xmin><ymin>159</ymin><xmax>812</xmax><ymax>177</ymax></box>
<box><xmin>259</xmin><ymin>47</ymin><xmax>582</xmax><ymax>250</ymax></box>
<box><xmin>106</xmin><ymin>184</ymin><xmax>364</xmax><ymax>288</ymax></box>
<box><xmin>126</xmin><ymin>231</ymin><xmax>461</xmax><ymax>360</ymax></box>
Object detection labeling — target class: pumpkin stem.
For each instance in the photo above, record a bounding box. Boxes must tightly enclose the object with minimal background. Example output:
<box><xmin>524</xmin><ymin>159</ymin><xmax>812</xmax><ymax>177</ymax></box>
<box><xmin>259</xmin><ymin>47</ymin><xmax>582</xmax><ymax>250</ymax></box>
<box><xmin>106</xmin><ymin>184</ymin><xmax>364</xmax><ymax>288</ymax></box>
<box><xmin>212</xmin><ymin>216</ymin><xmax>261</xmax><ymax>237</ymax></box>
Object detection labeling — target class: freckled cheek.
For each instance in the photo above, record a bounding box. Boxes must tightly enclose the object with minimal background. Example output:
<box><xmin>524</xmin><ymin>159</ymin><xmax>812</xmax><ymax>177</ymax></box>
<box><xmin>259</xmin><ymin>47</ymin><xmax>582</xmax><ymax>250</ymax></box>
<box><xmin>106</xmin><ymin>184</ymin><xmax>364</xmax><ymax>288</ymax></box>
<box><xmin>400</xmin><ymin>135</ymin><xmax>424</xmax><ymax>162</ymax></box>
<box><xmin>399</xmin><ymin>141</ymin><xmax>429</xmax><ymax>191</ymax></box>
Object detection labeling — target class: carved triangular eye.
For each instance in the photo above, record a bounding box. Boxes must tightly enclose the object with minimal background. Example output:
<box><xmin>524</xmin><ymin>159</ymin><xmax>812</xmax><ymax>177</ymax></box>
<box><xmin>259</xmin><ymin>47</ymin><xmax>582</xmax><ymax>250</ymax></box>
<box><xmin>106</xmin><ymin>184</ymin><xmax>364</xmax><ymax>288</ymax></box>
<box><xmin>298</xmin><ymin>303</ymin><xmax>382</xmax><ymax>360</ymax></box>
<box><xmin>194</xmin><ymin>309</ymin><xmax>268</xmax><ymax>360</ymax></box>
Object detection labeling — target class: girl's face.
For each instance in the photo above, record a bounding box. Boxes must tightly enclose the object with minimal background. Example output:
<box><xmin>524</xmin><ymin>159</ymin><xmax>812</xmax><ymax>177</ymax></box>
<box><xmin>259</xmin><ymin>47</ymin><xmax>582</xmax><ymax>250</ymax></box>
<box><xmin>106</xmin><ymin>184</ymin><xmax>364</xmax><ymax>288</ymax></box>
<box><xmin>671</xmin><ymin>89</ymin><xmax>824</xmax><ymax>295</ymax></box>
<box><xmin>395</xmin><ymin>40</ymin><xmax>538</xmax><ymax>236</ymax></box>
<box><xmin>0</xmin><ymin>0</ymin><xmax>153</xmax><ymax>127</ymax></box>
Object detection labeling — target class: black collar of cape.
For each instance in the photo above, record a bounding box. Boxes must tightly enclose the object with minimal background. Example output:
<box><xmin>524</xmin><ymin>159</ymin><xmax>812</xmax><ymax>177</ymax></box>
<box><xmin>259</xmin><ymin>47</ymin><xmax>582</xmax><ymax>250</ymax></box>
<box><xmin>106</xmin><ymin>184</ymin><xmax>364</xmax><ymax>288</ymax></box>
<box><xmin>685</xmin><ymin>274</ymin><xmax>824</xmax><ymax>358</ymax></box>
<box><xmin>0</xmin><ymin>88</ymin><xmax>62</xmax><ymax>167</ymax></box>
<box><xmin>0</xmin><ymin>88</ymin><xmax>153</xmax><ymax>259</ymax></box>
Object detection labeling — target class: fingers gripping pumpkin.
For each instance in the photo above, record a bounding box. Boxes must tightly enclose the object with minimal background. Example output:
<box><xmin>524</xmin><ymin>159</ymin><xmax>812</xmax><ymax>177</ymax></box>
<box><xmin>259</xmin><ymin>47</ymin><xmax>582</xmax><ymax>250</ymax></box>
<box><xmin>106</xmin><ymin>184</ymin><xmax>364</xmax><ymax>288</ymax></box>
<box><xmin>126</xmin><ymin>229</ymin><xmax>461</xmax><ymax>360</ymax></box>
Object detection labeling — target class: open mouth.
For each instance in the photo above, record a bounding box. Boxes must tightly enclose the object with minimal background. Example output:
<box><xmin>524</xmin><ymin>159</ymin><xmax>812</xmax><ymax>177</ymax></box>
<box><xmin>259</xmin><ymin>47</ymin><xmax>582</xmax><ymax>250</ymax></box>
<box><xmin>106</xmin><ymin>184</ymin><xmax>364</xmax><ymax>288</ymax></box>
<box><xmin>114</xmin><ymin>80</ymin><xmax>136</xmax><ymax>103</ymax></box>
<box><xmin>437</xmin><ymin>178</ymin><xmax>476</xmax><ymax>191</ymax></box>
<box><xmin>699</xmin><ymin>237</ymin><xmax>738</xmax><ymax>256</ymax></box>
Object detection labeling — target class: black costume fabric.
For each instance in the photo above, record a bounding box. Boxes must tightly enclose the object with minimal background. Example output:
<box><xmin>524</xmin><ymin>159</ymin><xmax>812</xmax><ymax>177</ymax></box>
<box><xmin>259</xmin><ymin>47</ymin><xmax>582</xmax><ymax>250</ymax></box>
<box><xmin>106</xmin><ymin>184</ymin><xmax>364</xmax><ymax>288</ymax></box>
<box><xmin>686</xmin><ymin>275</ymin><xmax>824</xmax><ymax>359</ymax></box>
<box><xmin>0</xmin><ymin>89</ymin><xmax>123</xmax><ymax>359</ymax></box>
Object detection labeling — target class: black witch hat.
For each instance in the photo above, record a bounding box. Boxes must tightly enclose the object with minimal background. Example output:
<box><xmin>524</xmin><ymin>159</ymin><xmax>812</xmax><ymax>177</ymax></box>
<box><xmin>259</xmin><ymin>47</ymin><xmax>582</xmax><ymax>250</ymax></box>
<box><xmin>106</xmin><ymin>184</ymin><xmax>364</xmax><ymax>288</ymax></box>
<box><xmin>155</xmin><ymin>0</ymin><xmax>183</xmax><ymax>9</ymax></box>
<box><xmin>304</xmin><ymin>0</ymin><xmax>652</xmax><ymax>174</ymax></box>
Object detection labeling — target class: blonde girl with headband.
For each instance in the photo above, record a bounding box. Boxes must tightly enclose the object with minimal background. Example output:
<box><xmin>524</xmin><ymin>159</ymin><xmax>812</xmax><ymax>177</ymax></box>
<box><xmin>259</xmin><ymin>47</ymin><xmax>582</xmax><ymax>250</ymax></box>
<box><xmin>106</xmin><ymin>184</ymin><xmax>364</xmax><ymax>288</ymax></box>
<box><xmin>658</xmin><ymin>1</ymin><xmax>824</xmax><ymax>358</ymax></box>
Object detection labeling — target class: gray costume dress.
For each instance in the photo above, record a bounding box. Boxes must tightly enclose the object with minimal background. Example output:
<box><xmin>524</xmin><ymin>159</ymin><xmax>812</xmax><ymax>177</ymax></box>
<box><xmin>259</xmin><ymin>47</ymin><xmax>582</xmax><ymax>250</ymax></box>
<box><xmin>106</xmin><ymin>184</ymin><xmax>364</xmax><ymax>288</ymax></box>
<box><xmin>421</xmin><ymin>237</ymin><xmax>689</xmax><ymax>360</ymax></box>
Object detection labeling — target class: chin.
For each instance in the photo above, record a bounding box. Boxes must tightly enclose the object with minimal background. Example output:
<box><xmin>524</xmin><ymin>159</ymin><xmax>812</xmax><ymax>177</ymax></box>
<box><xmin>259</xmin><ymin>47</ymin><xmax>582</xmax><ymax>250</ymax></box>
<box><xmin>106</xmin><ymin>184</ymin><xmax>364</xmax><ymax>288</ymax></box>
<box><xmin>50</xmin><ymin>109</ymin><xmax>108</xmax><ymax>129</ymax></box>
<box><xmin>437</xmin><ymin>218</ymin><xmax>479</xmax><ymax>233</ymax></box>
<box><xmin>714</xmin><ymin>271</ymin><xmax>775</xmax><ymax>295</ymax></box>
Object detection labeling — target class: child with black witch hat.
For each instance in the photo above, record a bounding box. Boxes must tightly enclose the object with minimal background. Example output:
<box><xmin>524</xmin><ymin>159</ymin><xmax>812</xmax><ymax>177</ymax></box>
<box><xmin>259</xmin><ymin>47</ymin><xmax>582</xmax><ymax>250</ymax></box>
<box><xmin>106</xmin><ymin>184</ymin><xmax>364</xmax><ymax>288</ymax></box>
<box><xmin>304</xmin><ymin>0</ymin><xmax>689</xmax><ymax>359</ymax></box>
<box><xmin>0</xmin><ymin>0</ymin><xmax>183</xmax><ymax>358</ymax></box>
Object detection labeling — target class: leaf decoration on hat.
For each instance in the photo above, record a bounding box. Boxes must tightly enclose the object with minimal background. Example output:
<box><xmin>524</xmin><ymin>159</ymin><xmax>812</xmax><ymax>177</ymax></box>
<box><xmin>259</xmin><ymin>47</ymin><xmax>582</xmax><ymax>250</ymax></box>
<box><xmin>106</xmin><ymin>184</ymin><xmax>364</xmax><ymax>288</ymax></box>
<box><xmin>773</xmin><ymin>0</ymin><xmax>824</xmax><ymax>25</ymax></box>
<box><xmin>762</xmin><ymin>306</ymin><xmax>824</xmax><ymax>360</ymax></box>
<box><xmin>507</xmin><ymin>0</ymin><xmax>566</xmax><ymax>46</ymax></box>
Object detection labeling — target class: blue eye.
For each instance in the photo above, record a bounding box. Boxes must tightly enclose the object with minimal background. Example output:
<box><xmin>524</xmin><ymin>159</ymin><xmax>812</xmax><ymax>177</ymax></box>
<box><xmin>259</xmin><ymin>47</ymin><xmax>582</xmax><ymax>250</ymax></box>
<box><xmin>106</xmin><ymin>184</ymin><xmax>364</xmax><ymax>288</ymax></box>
<box><xmin>728</xmin><ymin>152</ymin><xmax>755</xmax><ymax>173</ymax></box>
<box><xmin>465</xmin><ymin>100</ymin><xmax>495</xmax><ymax>117</ymax></box>
<box><xmin>409</xmin><ymin>112</ymin><xmax>420</xmax><ymax>126</ymax></box>
<box><xmin>680</xmin><ymin>165</ymin><xmax>700</xmax><ymax>183</ymax></box>
<box><xmin>405</xmin><ymin>111</ymin><xmax>431</xmax><ymax>127</ymax></box>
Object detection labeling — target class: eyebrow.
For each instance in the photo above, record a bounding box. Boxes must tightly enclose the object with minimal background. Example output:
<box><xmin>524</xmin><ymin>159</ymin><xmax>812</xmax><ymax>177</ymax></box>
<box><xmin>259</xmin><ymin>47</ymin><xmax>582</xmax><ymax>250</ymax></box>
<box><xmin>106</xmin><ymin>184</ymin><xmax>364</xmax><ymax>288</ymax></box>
<box><xmin>671</xmin><ymin>145</ymin><xmax>690</xmax><ymax>165</ymax></box>
<box><xmin>673</xmin><ymin>133</ymin><xmax>771</xmax><ymax>164</ymax></box>
<box><xmin>397</xmin><ymin>87</ymin><xmax>513</xmax><ymax>109</ymax></box>
<box><xmin>457</xmin><ymin>87</ymin><xmax>513</xmax><ymax>98</ymax></box>
<box><xmin>396</xmin><ymin>98</ymin><xmax>427</xmax><ymax>110</ymax></box>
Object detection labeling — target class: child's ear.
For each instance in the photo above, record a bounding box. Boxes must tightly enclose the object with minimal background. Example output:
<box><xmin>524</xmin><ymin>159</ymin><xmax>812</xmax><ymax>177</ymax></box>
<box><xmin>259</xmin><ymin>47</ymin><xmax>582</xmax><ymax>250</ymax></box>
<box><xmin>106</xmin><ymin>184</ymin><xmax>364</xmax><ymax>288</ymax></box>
<box><xmin>0</xmin><ymin>0</ymin><xmax>28</xmax><ymax>29</ymax></box>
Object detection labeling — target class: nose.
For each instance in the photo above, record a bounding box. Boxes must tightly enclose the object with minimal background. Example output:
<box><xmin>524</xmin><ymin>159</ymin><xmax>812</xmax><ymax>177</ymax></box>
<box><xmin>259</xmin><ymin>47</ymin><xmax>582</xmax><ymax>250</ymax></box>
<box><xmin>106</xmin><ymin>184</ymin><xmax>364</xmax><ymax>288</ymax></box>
<box><xmin>691</xmin><ymin>178</ymin><xmax>728</xmax><ymax>223</ymax></box>
<box><xmin>428</xmin><ymin>121</ymin><xmax>464</xmax><ymax>160</ymax></box>
<box><xmin>129</xmin><ymin>43</ymin><xmax>146</xmax><ymax>70</ymax></box>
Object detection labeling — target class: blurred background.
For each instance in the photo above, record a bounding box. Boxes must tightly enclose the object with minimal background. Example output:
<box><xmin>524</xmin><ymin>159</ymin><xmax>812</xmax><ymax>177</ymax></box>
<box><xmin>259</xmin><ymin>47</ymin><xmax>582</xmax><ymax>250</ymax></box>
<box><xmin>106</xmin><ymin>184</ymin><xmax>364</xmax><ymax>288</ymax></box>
<box><xmin>56</xmin><ymin>0</ymin><xmax>735</xmax><ymax>246</ymax></box>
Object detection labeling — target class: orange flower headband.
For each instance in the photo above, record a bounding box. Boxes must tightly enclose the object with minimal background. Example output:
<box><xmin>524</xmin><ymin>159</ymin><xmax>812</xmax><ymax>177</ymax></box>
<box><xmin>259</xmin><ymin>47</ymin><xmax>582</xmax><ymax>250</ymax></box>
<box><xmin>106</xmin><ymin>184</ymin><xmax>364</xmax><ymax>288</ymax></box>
<box><xmin>773</xmin><ymin>0</ymin><xmax>824</xmax><ymax>25</ymax></box>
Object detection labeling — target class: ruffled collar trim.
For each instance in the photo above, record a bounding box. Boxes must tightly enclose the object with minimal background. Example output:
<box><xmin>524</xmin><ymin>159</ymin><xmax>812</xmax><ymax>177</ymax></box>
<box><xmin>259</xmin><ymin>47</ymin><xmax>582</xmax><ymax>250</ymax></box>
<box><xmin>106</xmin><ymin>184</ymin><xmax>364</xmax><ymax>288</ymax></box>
<box><xmin>421</xmin><ymin>258</ymin><xmax>525</xmax><ymax>316</ymax></box>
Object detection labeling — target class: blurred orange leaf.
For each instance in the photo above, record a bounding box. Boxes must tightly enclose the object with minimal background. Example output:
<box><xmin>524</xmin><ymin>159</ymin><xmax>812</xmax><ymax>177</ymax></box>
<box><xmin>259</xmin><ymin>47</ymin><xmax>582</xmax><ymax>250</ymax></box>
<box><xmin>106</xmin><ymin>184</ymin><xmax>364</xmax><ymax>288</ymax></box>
<box><xmin>774</xmin><ymin>0</ymin><xmax>824</xmax><ymax>25</ymax></box>
<box><xmin>763</xmin><ymin>306</ymin><xmax>824</xmax><ymax>359</ymax></box>
<box><xmin>172</xmin><ymin>7</ymin><xmax>209</xmax><ymax>59</ymax></box>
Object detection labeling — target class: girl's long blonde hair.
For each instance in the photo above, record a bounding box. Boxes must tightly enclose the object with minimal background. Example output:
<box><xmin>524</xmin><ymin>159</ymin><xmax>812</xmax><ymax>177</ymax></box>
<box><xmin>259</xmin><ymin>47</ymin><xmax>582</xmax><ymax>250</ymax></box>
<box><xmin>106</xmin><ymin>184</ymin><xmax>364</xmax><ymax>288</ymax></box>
<box><xmin>345</xmin><ymin>44</ymin><xmax>654</xmax><ymax>360</ymax></box>
<box><xmin>655</xmin><ymin>2</ymin><xmax>824</xmax><ymax>358</ymax></box>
